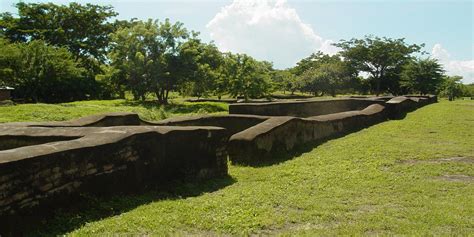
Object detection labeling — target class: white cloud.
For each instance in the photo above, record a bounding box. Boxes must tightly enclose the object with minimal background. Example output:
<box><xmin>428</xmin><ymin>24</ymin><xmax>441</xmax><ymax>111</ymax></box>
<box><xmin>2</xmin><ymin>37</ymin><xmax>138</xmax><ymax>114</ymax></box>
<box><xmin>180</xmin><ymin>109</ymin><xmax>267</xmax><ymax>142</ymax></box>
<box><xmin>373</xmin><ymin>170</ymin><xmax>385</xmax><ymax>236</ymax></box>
<box><xmin>432</xmin><ymin>44</ymin><xmax>474</xmax><ymax>84</ymax></box>
<box><xmin>206</xmin><ymin>0</ymin><xmax>338</xmax><ymax>69</ymax></box>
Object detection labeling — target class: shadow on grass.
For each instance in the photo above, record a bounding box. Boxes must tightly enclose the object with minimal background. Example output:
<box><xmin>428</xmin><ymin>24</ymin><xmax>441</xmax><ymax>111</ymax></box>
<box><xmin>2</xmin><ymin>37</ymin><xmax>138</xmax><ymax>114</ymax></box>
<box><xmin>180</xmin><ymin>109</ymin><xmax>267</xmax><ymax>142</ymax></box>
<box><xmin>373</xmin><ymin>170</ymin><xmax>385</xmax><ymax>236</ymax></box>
<box><xmin>21</xmin><ymin>175</ymin><xmax>235</xmax><ymax>237</ymax></box>
<box><xmin>236</xmin><ymin>137</ymin><xmax>338</xmax><ymax>168</ymax></box>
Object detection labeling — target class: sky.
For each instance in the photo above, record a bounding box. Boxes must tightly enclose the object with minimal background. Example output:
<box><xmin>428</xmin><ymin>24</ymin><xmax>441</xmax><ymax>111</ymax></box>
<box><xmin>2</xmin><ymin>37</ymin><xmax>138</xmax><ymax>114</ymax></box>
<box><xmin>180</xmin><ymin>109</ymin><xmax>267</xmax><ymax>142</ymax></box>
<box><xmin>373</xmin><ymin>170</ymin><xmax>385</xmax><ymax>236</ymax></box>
<box><xmin>1</xmin><ymin>0</ymin><xmax>473</xmax><ymax>83</ymax></box>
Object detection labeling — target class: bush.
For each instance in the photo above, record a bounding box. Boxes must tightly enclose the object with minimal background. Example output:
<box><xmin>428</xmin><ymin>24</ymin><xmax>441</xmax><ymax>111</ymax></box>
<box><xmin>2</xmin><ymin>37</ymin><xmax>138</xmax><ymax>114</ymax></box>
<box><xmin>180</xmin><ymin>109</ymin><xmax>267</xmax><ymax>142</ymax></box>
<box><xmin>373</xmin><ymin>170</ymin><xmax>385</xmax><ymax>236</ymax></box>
<box><xmin>0</xmin><ymin>39</ymin><xmax>100</xmax><ymax>102</ymax></box>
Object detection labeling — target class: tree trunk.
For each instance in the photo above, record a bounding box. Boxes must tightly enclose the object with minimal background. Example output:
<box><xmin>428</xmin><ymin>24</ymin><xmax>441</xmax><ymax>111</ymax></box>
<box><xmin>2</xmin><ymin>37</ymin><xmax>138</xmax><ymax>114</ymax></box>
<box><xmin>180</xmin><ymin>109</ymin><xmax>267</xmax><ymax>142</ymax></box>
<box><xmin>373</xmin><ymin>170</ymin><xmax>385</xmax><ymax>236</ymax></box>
<box><xmin>163</xmin><ymin>90</ymin><xmax>169</xmax><ymax>104</ymax></box>
<box><xmin>155</xmin><ymin>89</ymin><xmax>163</xmax><ymax>104</ymax></box>
<box><xmin>155</xmin><ymin>88</ymin><xmax>169</xmax><ymax>104</ymax></box>
<box><xmin>375</xmin><ymin>77</ymin><xmax>381</xmax><ymax>96</ymax></box>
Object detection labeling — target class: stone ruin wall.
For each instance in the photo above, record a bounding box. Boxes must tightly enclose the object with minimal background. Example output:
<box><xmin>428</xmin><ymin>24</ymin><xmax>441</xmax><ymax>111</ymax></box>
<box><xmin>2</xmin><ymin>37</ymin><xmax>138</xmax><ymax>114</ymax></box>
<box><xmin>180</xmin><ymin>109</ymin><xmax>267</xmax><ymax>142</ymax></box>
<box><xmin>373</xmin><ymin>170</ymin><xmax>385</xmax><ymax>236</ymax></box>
<box><xmin>161</xmin><ymin>95</ymin><xmax>436</xmax><ymax>164</ymax></box>
<box><xmin>0</xmin><ymin>95</ymin><xmax>437</xmax><ymax>228</ymax></box>
<box><xmin>228</xmin><ymin>98</ymin><xmax>386</xmax><ymax>117</ymax></box>
<box><xmin>0</xmin><ymin>123</ymin><xmax>228</xmax><ymax>223</ymax></box>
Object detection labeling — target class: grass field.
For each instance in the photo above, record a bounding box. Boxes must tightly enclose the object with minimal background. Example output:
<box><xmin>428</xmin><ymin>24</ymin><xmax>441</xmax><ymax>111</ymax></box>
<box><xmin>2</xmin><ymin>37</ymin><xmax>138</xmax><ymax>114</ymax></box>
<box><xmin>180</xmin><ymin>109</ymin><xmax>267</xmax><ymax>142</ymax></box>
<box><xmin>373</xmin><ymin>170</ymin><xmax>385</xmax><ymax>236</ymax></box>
<box><xmin>6</xmin><ymin>99</ymin><xmax>473</xmax><ymax>236</ymax></box>
<box><xmin>0</xmin><ymin>99</ymin><xmax>228</xmax><ymax>123</ymax></box>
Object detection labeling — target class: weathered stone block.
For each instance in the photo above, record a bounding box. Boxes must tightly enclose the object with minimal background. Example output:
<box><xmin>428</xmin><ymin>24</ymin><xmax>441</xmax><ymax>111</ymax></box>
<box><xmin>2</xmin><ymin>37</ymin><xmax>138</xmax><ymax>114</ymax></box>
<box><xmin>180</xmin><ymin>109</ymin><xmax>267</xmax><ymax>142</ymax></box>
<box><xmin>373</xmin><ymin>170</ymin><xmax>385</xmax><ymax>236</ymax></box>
<box><xmin>0</xmin><ymin>119</ymin><xmax>229</xmax><ymax>222</ymax></box>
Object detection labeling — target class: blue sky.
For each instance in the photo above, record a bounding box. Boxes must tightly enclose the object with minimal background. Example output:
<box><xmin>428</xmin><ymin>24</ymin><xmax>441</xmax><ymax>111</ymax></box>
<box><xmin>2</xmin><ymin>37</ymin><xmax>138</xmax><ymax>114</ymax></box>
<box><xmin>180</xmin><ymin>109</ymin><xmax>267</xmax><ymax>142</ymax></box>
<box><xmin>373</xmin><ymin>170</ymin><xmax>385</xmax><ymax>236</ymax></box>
<box><xmin>1</xmin><ymin>0</ymin><xmax>473</xmax><ymax>83</ymax></box>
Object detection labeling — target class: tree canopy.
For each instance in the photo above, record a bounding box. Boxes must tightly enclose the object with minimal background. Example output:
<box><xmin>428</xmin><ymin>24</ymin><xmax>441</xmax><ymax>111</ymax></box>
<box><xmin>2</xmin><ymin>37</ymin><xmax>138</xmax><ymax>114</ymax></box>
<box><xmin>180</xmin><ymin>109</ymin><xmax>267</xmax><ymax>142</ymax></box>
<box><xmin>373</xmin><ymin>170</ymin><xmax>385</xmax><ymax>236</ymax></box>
<box><xmin>334</xmin><ymin>36</ymin><xmax>423</xmax><ymax>95</ymax></box>
<box><xmin>0</xmin><ymin>2</ymin><xmax>118</xmax><ymax>73</ymax></box>
<box><xmin>222</xmin><ymin>53</ymin><xmax>272</xmax><ymax>100</ymax></box>
<box><xmin>401</xmin><ymin>58</ymin><xmax>444</xmax><ymax>95</ymax></box>
<box><xmin>0</xmin><ymin>39</ymin><xmax>91</xmax><ymax>102</ymax></box>
<box><xmin>441</xmin><ymin>76</ymin><xmax>465</xmax><ymax>101</ymax></box>
<box><xmin>299</xmin><ymin>60</ymin><xmax>352</xmax><ymax>97</ymax></box>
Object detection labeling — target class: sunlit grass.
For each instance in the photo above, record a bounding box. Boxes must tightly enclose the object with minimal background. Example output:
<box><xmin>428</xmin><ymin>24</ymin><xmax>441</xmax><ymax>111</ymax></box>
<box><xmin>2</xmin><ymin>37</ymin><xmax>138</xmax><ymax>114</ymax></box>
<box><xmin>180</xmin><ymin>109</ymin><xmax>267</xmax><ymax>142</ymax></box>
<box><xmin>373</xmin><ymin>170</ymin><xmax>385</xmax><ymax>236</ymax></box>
<box><xmin>0</xmin><ymin>99</ymin><xmax>228</xmax><ymax>123</ymax></box>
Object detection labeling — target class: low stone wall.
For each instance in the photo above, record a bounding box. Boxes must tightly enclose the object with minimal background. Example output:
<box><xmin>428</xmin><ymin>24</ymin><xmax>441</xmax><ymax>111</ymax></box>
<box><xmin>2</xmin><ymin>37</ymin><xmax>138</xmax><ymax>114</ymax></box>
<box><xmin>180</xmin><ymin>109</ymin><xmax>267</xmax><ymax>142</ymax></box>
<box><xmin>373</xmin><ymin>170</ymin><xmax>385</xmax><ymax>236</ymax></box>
<box><xmin>0</xmin><ymin>95</ymin><xmax>437</xmax><ymax>230</ymax></box>
<box><xmin>227</xmin><ymin>104</ymin><xmax>388</xmax><ymax>164</ymax></box>
<box><xmin>386</xmin><ymin>95</ymin><xmax>437</xmax><ymax>118</ymax></box>
<box><xmin>152</xmin><ymin>114</ymin><xmax>269</xmax><ymax>136</ymax></box>
<box><xmin>0</xmin><ymin>125</ymin><xmax>227</xmax><ymax>221</ymax></box>
<box><xmin>229</xmin><ymin>98</ymin><xmax>386</xmax><ymax>117</ymax></box>
<box><xmin>227</xmin><ymin>96</ymin><xmax>437</xmax><ymax>164</ymax></box>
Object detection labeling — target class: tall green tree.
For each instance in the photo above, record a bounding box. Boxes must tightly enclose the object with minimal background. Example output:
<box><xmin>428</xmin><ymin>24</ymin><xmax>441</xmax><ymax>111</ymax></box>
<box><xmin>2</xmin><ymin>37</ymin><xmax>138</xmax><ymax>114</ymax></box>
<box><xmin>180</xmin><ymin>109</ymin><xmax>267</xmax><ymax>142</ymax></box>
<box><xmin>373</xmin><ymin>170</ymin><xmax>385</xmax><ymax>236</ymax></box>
<box><xmin>293</xmin><ymin>52</ymin><xmax>354</xmax><ymax>96</ymax></box>
<box><xmin>334</xmin><ymin>36</ymin><xmax>423</xmax><ymax>95</ymax></box>
<box><xmin>108</xmin><ymin>19</ymin><xmax>162</xmax><ymax>101</ymax></box>
<box><xmin>441</xmin><ymin>76</ymin><xmax>464</xmax><ymax>101</ymax></box>
<box><xmin>299</xmin><ymin>60</ymin><xmax>352</xmax><ymax>97</ymax></box>
<box><xmin>271</xmin><ymin>70</ymin><xmax>298</xmax><ymax>94</ymax></box>
<box><xmin>463</xmin><ymin>84</ymin><xmax>474</xmax><ymax>98</ymax></box>
<box><xmin>222</xmin><ymin>53</ymin><xmax>272</xmax><ymax>101</ymax></box>
<box><xmin>107</xmin><ymin>19</ymin><xmax>190</xmax><ymax>103</ymax></box>
<box><xmin>0</xmin><ymin>2</ymin><xmax>118</xmax><ymax>73</ymax></box>
<box><xmin>156</xmin><ymin>19</ymin><xmax>191</xmax><ymax>103</ymax></box>
<box><xmin>401</xmin><ymin>58</ymin><xmax>444</xmax><ymax>95</ymax></box>
<box><xmin>291</xmin><ymin>51</ymin><xmax>348</xmax><ymax>76</ymax></box>
<box><xmin>0</xmin><ymin>39</ymin><xmax>88</xmax><ymax>102</ymax></box>
<box><xmin>95</xmin><ymin>64</ymin><xmax>127</xmax><ymax>99</ymax></box>
<box><xmin>179</xmin><ymin>36</ymin><xmax>223</xmax><ymax>98</ymax></box>
<box><xmin>0</xmin><ymin>38</ymin><xmax>20</xmax><ymax>88</ymax></box>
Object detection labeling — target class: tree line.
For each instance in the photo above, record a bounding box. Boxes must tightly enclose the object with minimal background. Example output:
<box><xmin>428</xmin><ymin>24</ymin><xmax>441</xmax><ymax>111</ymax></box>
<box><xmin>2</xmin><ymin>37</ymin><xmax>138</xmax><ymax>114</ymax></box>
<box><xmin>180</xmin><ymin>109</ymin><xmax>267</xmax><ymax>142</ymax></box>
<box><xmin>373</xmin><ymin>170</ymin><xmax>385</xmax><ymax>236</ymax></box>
<box><xmin>0</xmin><ymin>3</ymin><xmax>471</xmax><ymax>103</ymax></box>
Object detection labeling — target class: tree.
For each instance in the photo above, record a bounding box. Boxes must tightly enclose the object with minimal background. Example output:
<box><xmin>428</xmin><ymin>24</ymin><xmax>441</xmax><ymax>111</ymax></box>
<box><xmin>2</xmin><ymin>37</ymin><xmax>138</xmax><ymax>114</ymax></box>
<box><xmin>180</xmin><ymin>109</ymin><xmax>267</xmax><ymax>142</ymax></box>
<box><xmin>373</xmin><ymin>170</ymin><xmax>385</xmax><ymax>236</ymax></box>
<box><xmin>0</xmin><ymin>2</ymin><xmax>118</xmax><ymax>73</ymax></box>
<box><xmin>271</xmin><ymin>70</ymin><xmax>298</xmax><ymax>94</ymax></box>
<box><xmin>334</xmin><ymin>36</ymin><xmax>423</xmax><ymax>95</ymax></box>
<box><xmin>95</xmin><ymin>64</ymin><xmax>127</xmax><ymax>99</ymax></box>
<box><xmin>0</xmin><ymin>39</ymin><xmax>89</xmax><ymax>102</ymax></box>
<box><xmin>441</xmin><ymin>76</ymin><xmax>464</xmax><ymax>101</ymax></box>
<box><xmin>462</xmin><ymin>83</ymin><xmax>474</xmax><ymax>98</ymax></box>
<box><xmin>222</xmin><ymin>53</ymin><xmax>272</xmax><ymax>101</ymax></box>
<box><xmin>108</xmin><ymin>19</ymin><xmax>161</xmax><ymax>101</ymax></box>
<box><xmin>291</xmin><ymin>51</ymin><xmax>347</xmax><ymax>76</ymax></box>
<box><xmin>0</xmin><ymin>38</ymin><xmax>20</xmax><ymax>88</ymax></box>
<box><xmin>401</xmin><ymin>58</ymin><xmax>444</xmax><ymax>95</ymax></box>
<box><xmin>179</xmin><ymin>36</ymin><xmax>223</xmax><ymax>98</ymax></box>
<box><xmin>299</xmin><ymin>60</ymin><xmax>351</xmax><ymax>97</ymax></box>
<box><xmin>293</xmin><ymin>52</ymin><xmax>354</xmax><ymax>97</ymax></box>
<box><xmin>107</xmin><ymin>19</ymin><xmax>190</xmax><ymax>103</ymax></box>
<box><xmin>155</xmin><ymin>19</ymin><xmax>192</xmax><ymax>103</ymax></box>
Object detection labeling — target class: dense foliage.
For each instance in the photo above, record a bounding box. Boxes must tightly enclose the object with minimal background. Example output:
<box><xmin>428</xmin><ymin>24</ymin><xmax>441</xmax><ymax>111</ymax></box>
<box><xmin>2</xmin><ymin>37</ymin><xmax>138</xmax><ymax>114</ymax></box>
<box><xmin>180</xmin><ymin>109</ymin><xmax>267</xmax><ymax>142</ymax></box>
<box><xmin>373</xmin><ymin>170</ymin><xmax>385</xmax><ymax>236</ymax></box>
<box><xmin>400</xmin><ymin>58</ymin><xmax>444</xmax><ymax>95</ymax></box>
<box><xmin>334</xmin><ymin>36</ymin><xmax>423</xmax><ymax>95</ymax></box>
<box><xmin>221</xmin><ymin>53</ymin><xmax>272</xmax><ymax>100</ymax></box>
<box><xmin>0</xmin><ymin>39</ymin><xmax>97</xmax><ymax>102</ymax></box>
<box><xmin>293</xmin><ymin>53</ymin><xmax>355</xmax><ymax>96</ymax></box>
<box><xmin>0</xmin><ymin>2</ymin><xmax>118</xmax><ymax>73</ymax></box>
<box><xmin>106</xmin><ymin>19</ymin><xmax>190</xmax><ymax>103</ymax></box>
<box><xmin>440</xmin><ymin>76</ymin><xmax>465</xmax><ymax>101</ymax></box>
<box><xmin>0</xmin><ymin>3</ymin><xmax>469</xmax><ymax>103</ymax></box>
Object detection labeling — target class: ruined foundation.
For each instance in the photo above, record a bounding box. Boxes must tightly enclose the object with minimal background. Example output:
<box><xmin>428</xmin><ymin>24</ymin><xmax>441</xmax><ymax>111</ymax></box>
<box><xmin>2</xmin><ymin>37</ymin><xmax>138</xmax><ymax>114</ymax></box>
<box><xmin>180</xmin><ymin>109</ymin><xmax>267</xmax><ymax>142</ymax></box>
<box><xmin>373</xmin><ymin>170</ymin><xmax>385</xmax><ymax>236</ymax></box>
<box><xmin>0</xmin><ymin>95</ymin><xmax>436</xmax><ymax>226</ymax></box>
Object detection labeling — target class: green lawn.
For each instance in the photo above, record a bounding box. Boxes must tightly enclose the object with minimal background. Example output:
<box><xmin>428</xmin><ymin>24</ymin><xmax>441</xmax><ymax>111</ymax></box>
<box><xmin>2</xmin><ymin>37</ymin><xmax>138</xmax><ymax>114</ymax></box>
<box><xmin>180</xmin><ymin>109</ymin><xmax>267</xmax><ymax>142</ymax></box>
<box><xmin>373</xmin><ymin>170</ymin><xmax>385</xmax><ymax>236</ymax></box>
<box><xmin>0</xmin><ymin>99</ymin><xmax>228</xmax><ymax>123</ymax></box>
<box><xmin>11</xmin><ymin>99</ymin><xmax>474</xmax><ymax>236</ymax></box>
